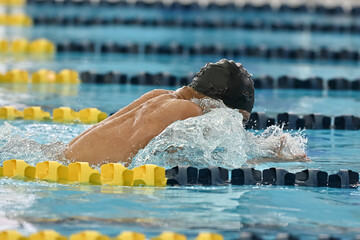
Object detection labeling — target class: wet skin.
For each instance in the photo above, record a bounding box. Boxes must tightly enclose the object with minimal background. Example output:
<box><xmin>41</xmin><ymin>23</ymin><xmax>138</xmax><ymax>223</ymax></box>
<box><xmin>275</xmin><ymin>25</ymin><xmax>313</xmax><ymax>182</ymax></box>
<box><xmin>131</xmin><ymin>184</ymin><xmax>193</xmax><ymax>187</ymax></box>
<box><xmin>65</xmin><ymin>87</ymin><xmax>250</xmax><ymax>166</ymax></box>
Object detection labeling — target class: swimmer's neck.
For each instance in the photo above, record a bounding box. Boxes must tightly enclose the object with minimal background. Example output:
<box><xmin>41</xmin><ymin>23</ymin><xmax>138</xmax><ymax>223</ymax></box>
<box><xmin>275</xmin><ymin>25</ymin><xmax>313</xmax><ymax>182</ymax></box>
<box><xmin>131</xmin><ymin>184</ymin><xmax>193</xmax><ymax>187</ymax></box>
<box><xmin>174</xmin><ymin>86</ymin><xmax>207</xmax><ymax>100</ymax></box>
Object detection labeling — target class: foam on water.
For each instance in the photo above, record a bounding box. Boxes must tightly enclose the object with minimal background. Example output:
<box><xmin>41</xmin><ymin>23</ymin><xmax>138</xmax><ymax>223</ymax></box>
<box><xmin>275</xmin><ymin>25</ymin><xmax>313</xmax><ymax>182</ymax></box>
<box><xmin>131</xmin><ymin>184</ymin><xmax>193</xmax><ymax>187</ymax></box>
<box><xmin>131</xmin><ymin>98</ymin><xmax>308</xmax><ymax>169</ymax></box>
<box><xmin>0</xmin><ymin>122</ymin><xmax>67</xmax><ymax>166</ymax></box>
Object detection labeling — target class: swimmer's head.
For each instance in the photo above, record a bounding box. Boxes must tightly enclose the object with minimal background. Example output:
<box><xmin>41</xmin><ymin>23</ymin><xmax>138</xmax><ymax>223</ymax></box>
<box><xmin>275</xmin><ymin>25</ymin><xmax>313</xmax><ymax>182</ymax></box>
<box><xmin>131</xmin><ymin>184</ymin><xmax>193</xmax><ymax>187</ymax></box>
<box><xmin>188</xmin><ymin>59</ymin><xmax>255</xmax><ymax>113</ymax></box>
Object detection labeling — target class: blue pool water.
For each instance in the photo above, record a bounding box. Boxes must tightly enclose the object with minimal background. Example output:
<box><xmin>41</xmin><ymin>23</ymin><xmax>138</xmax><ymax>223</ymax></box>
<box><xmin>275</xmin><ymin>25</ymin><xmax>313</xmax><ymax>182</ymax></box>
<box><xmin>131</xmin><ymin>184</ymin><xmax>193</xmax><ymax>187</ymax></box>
<box><xmin>1</xmin><ymin>180</ymin><xmax>360</xmax><ymax>239</ymax></box>
<box><xmin>1</xmin><ymin>119</ymin><xmax>360</xmax><ymax>239</ymax></box>
<box><xmin>9</xmin><ymin>25</ymin><xmax>360</xmax><ymax>50</ymax></box>
<box><xmin>1</xmin><ymin>85</ymin><xmax>360</xmax><ymax>239</ymax></box>
<box><xmin>24</xmin><ymin>4</ymin><xmax>360</xmax><ymax>24</ymax></box>
<box><xmin>6</xmin><ymin>54</ymin><xmax>360</xmax><ymax>80</ymax></box>
<box><xmin>1</xmin><ymin>1</ymin><xmax>360</xmax><ymax>239</ymax></box>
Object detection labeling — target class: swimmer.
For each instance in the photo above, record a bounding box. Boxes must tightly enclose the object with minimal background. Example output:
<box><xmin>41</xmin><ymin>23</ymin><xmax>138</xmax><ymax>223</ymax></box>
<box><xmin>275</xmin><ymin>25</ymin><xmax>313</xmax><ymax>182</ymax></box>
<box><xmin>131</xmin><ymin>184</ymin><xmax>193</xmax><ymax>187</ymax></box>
<box><xmin>64</xmin><ymin>59</ymin><xmax>308</xmax><ymax>166</ymax></box>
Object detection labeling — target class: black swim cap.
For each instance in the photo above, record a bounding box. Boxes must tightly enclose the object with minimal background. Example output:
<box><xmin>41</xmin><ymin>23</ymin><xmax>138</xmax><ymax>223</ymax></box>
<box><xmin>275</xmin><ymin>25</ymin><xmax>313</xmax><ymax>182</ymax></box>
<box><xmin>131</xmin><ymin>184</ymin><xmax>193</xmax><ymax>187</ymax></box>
<box><xmin>188</xmin><ymin>59</ymin><xmax>255</xmax><ymax>113</ymax></box>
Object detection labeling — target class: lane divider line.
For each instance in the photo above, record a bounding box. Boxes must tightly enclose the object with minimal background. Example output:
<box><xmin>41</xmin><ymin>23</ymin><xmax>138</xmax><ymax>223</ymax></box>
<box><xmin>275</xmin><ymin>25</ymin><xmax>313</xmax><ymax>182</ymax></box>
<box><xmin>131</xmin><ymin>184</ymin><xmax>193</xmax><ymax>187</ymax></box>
<box><xmin>0</xmin><ymin>38</ymin><xmax>55</xmax><ymax>55</ymax></box>
<box><xmin>31</xmin><ymin>16</ymin><xmax>360</xmax><ymax>36</ymax></box>
<box><xmin>0</xmin><ymin>106</ymin><xmax>107</xmax><ymax>123</ymax></box>
<box><xmin>25</xmin><ymin>0</ymin><xmax>360</xmax><ymax>17</ymax></box>
<box><xmin>0</xmin><ymin>69</ymin><xmax>79</xmax><ymax>84</ymax></box>
<box><xmin>52</xmin><ymin>41</ymin><xmax>360</xmax><ymax>62</ymax></box>
<box><xmin>0</xmin><ymin>160</ymin><xmax>358</xmax><ymax>188</ymax></box>
<box><xmin>0</xmin><ymin>13</ymin><xmax>32</xmax><ymax>26</ymax></box>
<box><xmin>4</xmin><ymin>70</ymin><xmax>358</xmax><ymax>91</ymax></box>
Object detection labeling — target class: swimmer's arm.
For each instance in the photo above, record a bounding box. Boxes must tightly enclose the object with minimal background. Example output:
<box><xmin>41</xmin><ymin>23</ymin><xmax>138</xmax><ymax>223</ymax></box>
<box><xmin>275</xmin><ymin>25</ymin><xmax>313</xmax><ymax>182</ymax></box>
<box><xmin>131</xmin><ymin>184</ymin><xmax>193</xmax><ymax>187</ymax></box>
<box><xmin>69</xmin><ymin>89</ymin><xmax>172</xmax><ymax>144</ymax></box>
<box><xmin>246</xmin><ymin>136</ymin><xmax>310</xmax><ymax>164</ymax></box>
<box><xmin>273</xmin><ymin>136</ymin><xmax>309</xmax><ymax>161</ymax></box>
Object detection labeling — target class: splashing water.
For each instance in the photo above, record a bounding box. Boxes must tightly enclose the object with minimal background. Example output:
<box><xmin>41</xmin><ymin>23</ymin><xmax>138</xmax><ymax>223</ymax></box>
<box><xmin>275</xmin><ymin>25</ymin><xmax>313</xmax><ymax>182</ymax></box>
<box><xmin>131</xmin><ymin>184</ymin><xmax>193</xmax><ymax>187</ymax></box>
<box><xmin>131</xmin><ymin>98</ymin><xmax>308</xmax><ymax>169</ymax></box>
<box><xmin>0</xmin><ymin>122</ymin><xmax>67</xmax><ymax>166</ymax></box>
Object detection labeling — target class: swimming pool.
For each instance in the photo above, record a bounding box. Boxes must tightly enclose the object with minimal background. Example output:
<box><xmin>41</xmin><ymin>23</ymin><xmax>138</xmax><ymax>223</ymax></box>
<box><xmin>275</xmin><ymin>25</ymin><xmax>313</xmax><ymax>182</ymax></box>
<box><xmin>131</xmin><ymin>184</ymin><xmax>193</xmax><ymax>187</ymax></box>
<box><xmin>1</xmin><ymin>1</ymin><xmax>360</xmax><ymax>239</ymax></box>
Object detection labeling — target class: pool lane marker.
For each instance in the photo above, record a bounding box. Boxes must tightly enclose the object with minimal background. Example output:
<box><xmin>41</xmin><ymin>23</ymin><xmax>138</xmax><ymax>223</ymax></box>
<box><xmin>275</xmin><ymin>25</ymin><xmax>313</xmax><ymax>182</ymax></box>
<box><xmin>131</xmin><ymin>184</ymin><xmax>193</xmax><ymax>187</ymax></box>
<box><xmin>0</xmin><ymin>230</ymin><xmax>225</xmax><ymax>240</ymax></box>
<box><xmin>0</xmin><ymin>106</ymin><xmax>107</xmax><ymax>123</ymax></box>
<box><xmin>77</xmin><ymin>71</ymin><xmax>360</xmax><ymax>91</ymax></box>
<box><xmin>0</xmin><ymin>69</ymin><xmax>80</xmax><ymax>84</ymax></box>
<box><xmin>31</xmin><ymin>15</ymin><xmax>360</xmax><ymax>36</ymax></box>
<box><xmin>0</xmin><ymin>0</ymin><xmax>25</xmax><ymax>6</ymax></box>
<box><xmin>25</xmin><ymin>0</ymin><xmax>360</xmax><ymax>17</ymax></box>
<box><xmin>0</xmin><ymin>38</ymin><xmax>55</xmax><ymax>55</ymax></box>
<box><xmin>0</xmin><ymin>160</ymin><xmax>358</xmax><ymax>188</ymax></box>
<box><xmin>72</xmin><ymin>71</ymin><xmax>360</xmax><ymax>91</ymax></box>
<box><xmin>0</xmin><ymin>13</ymin><xmax>32</xmax><ymax>26</ymax></box>
<box><xmin>53</xmin><ymin>41</ymin><xmax>360</xmax><ymax>62</ymax></box>
<box><xmin>53</xmin><ymin>107</ymin><xmax>107</xmax><ymax>124</ymax></box>
<box><xmin>2</xmin><ymin>229</ymin><xmax>357</xmax><ymax>240</ymax></box>
<box><xmin>2</xmin><ymin>70</ymin><xmax>360</xmax><ymax>90</ymax></box>
<box><xmin>0</xmin><ymin>159</ymin><xmax>167</xmax><ymax>187</ymax></box>
<box><xmin>246</xmin><ymin>112</ymin><xmax>360</xmax><ymax>130</ymax></box>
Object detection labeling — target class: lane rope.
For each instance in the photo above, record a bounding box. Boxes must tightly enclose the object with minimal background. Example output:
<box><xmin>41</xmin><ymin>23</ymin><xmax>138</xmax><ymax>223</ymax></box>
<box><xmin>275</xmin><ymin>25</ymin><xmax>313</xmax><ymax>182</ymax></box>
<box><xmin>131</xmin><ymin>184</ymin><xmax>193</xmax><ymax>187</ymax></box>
<box><xmin>3</xmin><ymin>70</ymin><xmax>360</xmax><ymax>91</ymax></box>
<box><xmin>79</xmin><ymin>71</ymin><xmax>360</xmax><ymax>91</ymax></box>
<box><xmin>53</xmin><ymin>41</ymin><xmax>360</xmax><ymax>62</ymax></box>
<box><xmin>0</xmin><ymin>106</ymin><xmax>107</xmax><ymax>123</ymax></box>
<box><xmin>1</xmin><ymin>229</ymin><xmax>357</xmax><ymax>240</ymax></box>
<box><xmin>3</xmin><ymin>229</ymin><xmax>342</xmax><ymax>240</ymax></box>
<box><xmin>0</xmin><ymin>69</ymin><xmax>80</xmax><ymax>84</ymax></box>
<box><xmin>32</xmin><ymin>16</ymin><xmax>360</xmax><ymax>35</ymax></box>
<box><xmin>245</xmin><ymin>112</ymin><xmax>360</xmax><ymax>130</ymax></box>
<box><xmin>0</xmin><ymin>14</ymin><xmax>32</xmax><ymax>26</ymax></box>
<box><xmin>0</xmin><ymin>230</ymin><xmax>222</xmax><ymax>240</ymax></box>
<box><xmin>1</xmin><ymin>39</ymin><xmax>358</xmax><ymax>62</ymax></box>
<box><xmin>26</xmin><ymin>0</ymin><xmax>360</xmax><ymax>16</ymax></box>
<box><xmin>0</xmin><ymin>159</ymin><xmax>358</xmax><ymax>188</ymax></box>
<box><xmin>0</xmin><ymin>38</ymin><xmax>55</xmax><ymax>55</ymax></box>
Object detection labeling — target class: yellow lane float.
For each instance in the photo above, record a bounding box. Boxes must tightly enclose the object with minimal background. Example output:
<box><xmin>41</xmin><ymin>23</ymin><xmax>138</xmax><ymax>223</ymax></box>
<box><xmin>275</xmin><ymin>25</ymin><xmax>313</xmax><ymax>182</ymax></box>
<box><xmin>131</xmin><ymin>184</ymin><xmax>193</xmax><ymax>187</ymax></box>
<box><xmin>0</xmin><ymin>231</ymin><xmax>225</xmax><ymax>240</ymax></box>
<box><xmin>151</xmin><ymin>232</ymin><xmax>186</xmax><ymax>240</ymax></box>
<box><xmin>1</xmin><ymin>159</ymin><xmax>167</xmax><ymax>187</ymax></box>
<box><xmin>55</xmin><ymin>69</ymin><xmax>80</xmax><ymax>84</ymax></box>
<box><xmin>2</xmin><ymin>69</ymin><xmax>29</xmax><ymax>83</ymax></box>
<box><xmin>31</xmin><ymin>69</ymin><xmax>56</xmax><ymax>83</ymax></box>
<box><xmin>0</xmin><ymin>0</ymin><xmax>27</xmax><ymax>7</ymax></box>
<box><xmin>28</xmin><ymin>38</ymin><xmax>55</xmax><ymax>54</ymax></box>
<box><xmin>24</xmin><ymin>106</ymin><xmax>51</xmax><ymax>121</ymax></box>
<box><xmin>0</xmin><ymin>38</ymin><xmax>55</xmax><ymax>55</ymax></box>
<box><xmin>0</xmin><ymin>106</ymin><xmax>106</xmax><ymax>124</ymax></box>
<box><xmin>0</xmin><ymin>106</ymin><xmax>24</xmax><ymax>120</ymax></box>
<box><xmin>0</xmin><ymin>69</ymin><xmax>80</xmax><ymax>84</ymax></box>
<box><xmin>29</xmin><ymin>230</ymin><xmax>67</xmax><ymax>240</ymax></box>
<box><xmin>115</xmin><ymin>232</ymin><xmax>145</xmax><ymax>240</ymax></box>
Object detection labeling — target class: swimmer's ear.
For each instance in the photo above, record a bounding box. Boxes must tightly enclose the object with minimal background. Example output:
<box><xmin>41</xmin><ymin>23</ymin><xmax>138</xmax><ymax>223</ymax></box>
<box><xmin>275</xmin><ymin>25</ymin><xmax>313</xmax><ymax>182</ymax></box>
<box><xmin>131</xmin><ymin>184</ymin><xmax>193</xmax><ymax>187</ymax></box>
<box><xmin>239</xmin><ymin>109</ymin><xmax>250</xmax><ymax>124</ymax></box>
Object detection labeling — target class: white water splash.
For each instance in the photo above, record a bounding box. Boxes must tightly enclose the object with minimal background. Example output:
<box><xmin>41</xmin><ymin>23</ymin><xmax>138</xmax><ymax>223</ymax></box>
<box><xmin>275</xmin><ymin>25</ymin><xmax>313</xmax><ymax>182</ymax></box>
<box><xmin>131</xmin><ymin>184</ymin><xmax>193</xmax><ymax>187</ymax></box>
<box><xmin>131</xmin><ymin>98</ymin><xmax>308</xmax><ymax>169</ymax></box>
<box><xmin>0</xmin><ymin>122</ymin><xmax>67</xmax><ymax>166</ymax></box>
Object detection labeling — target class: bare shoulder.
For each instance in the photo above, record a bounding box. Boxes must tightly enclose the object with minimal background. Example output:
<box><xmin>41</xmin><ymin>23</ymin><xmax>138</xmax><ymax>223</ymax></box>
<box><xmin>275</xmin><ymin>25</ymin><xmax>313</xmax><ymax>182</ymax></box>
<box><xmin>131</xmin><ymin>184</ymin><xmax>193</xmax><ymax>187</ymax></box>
<box><xmin>164</xmin><ymin>99</ymin><xmax>203</xmax><ymax>118</ymax></box>
<box><xmin>143</xmin><ymin>89</ymin><xmax>174</xmax><ymax>98</ymax></box>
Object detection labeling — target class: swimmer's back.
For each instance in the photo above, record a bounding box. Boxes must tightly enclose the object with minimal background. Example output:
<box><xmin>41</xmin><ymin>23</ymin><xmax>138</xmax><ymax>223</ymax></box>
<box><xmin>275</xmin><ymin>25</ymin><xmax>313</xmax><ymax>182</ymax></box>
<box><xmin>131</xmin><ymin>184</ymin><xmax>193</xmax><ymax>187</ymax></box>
<box><xmin>65</xmin><ymin>88</ymin><xmax>203</xmax><ymax>165</ymax></box>
<box><xmin>69</xmin><ymin>89</ymin><xmax>173</xmax><ymax>144</ymax></box>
